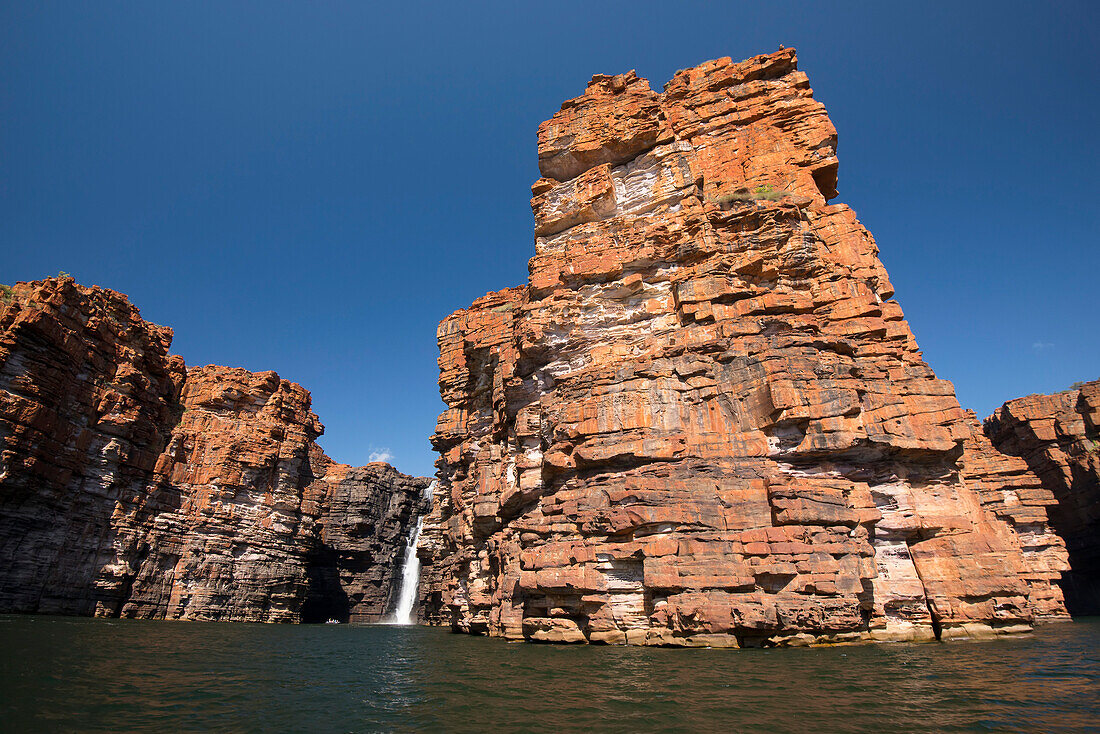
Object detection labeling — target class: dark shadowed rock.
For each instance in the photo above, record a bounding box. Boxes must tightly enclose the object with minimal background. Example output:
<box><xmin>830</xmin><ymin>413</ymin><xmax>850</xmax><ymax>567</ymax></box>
<box><xmin>986</xmin><ymin>380</ymin><xmax>1100</xmax><ymax>614</ymax></box>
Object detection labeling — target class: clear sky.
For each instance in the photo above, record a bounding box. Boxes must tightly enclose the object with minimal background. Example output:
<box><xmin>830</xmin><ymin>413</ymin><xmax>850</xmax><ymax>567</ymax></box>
<box><xmin>2</xmin><ymin>2</ymin><xmax>1097</xmax><ymax>478</ymax></box>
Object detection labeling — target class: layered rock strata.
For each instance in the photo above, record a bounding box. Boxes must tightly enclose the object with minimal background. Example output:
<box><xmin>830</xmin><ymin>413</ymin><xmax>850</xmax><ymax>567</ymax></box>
<box><xmin>986</xmin><ymin>381</ymin><xmax>1100</xmax><ymax>614</ymax></box>
<box><xmin>0</xmin><ymin>277</ymin><xmax>429</xmax><ymax>622</ymax></box>
<box><xmin>421</xmin><ymin>49</ymin><xmax>1069</xmax><ymax>646</ymax></box>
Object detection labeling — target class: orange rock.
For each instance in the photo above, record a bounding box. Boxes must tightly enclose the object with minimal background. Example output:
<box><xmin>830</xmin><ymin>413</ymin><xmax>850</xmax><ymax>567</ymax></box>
<box><xmin>420</xmin><ymin>49</ymin><xmax>1069</xmax><ymax>646</ymax></box>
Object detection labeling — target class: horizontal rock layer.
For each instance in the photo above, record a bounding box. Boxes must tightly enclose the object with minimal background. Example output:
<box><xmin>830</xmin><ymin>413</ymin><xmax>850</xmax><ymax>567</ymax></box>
<box><xmin>986</xmin><ymin>380</ymin><xmax>1100</xmax><ymax>614</ymax></box>
<box><xmin>0</xmin><ymin>277</ymin><xmax>429</xmax><ymax>622</ymax></box>
<box><xmin>421</xmin><ymin>49</ymin><xmax>1069</xmax><ymax>647</ymax></box>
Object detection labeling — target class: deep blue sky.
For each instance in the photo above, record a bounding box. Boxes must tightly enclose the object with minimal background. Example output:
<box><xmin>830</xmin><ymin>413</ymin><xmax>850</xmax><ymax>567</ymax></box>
<box><xmin>2</xmin><ymin>2</ymin><xmax>1097</xmax><ymax>477</ymax></box>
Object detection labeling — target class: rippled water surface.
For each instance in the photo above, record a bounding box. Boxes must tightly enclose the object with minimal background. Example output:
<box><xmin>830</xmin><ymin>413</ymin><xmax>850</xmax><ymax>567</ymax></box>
<box><xmin>1</xmin><ymin>615</ymin><xmax>1099</xmax><ymax>732</ymax></box>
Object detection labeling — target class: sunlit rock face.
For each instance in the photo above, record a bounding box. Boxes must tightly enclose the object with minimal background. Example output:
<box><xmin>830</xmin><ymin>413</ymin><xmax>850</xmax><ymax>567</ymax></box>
<box><xmin>0</xmin><ymin>277</ymin><xmax>428</xmax><ymax>622</ymax></box>
<box><xmin>986</xmin><ymin>381</ymin><xmax>1100</xmax><ymax>615</ymax></box>
<box><xmin>420</xmin><ymin>49</ymin><xmax>1069</xmax><ymax>646</ymax></box>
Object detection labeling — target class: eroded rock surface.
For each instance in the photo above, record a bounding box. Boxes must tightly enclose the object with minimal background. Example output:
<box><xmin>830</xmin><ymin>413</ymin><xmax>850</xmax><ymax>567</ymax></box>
<box><xmin>0</xmin><ymin>277</ymin><xmax>429</xmax><ymax>622</ymax></box>
<box><xmin>421</xmin><ymin>49</ymin><xmax>1069</xmax><ymax>646</ymax></box>
<box><xmin>986</xmin><ymin>381</ymin><xmax>1100</xmax><ymax>614</ymax></box>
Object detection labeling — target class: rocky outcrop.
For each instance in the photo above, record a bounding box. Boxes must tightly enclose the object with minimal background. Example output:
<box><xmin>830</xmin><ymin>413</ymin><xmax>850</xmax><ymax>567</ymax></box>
<box><xmin>0</xmin><ymin>277</ymin><xmax>184</xmax><ymax>616</ymax></box>
<box><xmin>0</xmin><ymin>277</ymin><xmax>429</xmax><ymax>622</ymax></box>
<box><xmin>985</xmin><ymin>381</ymin><xmax>1100</xmax><ymax>614</ymax></box>
<box><xmin>420</xmin><ymin>49</ymin><xmax>1069</xmax><ymax>646</ymax></box>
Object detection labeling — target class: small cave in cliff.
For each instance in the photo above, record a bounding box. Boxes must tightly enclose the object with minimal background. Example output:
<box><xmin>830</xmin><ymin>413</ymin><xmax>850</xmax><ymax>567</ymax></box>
<box><xmin>299</xmin><ymin>546</ymin><xmax>350</xmax><ymax>623</ymax></box>
<box><xmin>811</xmin><ymin>161</ymin><xmax>839</xmax><ymax>200</ymax></box>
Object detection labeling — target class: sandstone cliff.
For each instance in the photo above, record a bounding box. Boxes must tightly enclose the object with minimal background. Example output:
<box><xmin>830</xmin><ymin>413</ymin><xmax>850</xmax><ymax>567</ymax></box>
<box><xmin>0</xmin><ymin>277</ymin><xmax>429</xmax><ymax>622</ymax></box>
<box><xmin>986</xmin><ymin>380</ymin><xmax>1100</xmax><ymax>614</ymax></box>
<box><xmin>420</xmin><ymin>49</ymin><xmax>1069</xmax><ymax>646</ymax></box>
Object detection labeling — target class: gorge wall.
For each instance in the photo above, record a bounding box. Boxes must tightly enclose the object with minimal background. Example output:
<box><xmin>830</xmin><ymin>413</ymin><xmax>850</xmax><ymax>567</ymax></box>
<box><xmin>0</xmin><ymin>277</ymin><xmax>429</xmax><ymax>622</ymax></box>
<box><xmin>419</xmin><ymin>49</ymin><xmax>1071</xmax><ymax>647</ymax></box>
<box><xmin>986</xmin><ymin>380</ymin><xmax>1100</xmax><ymax>615</ymax></box>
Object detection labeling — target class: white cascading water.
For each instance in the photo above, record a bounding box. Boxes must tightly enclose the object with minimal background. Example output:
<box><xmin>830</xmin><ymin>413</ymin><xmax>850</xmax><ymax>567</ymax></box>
<box><xmin>390</xmin><ymin>481</ymin><xmax>434</xmax><ymax>625</ymax></box>
<box><xmin>391</xmin><ymin>517</ymin><xmax>423</xmax><ymax>625</ymax></box>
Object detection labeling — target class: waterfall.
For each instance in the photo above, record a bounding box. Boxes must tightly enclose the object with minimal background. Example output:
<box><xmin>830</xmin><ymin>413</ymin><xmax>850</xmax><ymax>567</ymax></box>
<box><xmin>390</xmin><ymin>516</ymin><xmax>423</xmax><ymax>625</ymax></box>
<box><xmin>389</xmin><ymin>481</ymin><xmax>434</xmax><ymax>625</ymax></box>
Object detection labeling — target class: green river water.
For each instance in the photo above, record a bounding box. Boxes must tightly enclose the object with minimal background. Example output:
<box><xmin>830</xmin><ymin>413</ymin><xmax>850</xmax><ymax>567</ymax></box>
<box><xmin>1</xmin><ymin>615</ymin><xmax>1098</xmax><ymax>733</ymax></box>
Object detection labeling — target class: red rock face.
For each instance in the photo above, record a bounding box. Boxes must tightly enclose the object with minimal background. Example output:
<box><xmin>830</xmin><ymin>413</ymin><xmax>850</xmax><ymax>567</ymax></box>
<box><xmin>0</xmin><ymin>278</ymin><xmax>184</xmax><ymax>615</ymax></box>
<box><xmin>422</xmin><ymin>49</ymin><xmax>1069</xmax><ymax>646</ymax></box>
<box><xmin>985</xmin><ymin>381</ymin><xmax>1100</xmax><ymax>614</ymax></box>
<box><xmin>0</xmin><ymin>277</ymin><xmax>429</xmax><ymax>622</ymax></box>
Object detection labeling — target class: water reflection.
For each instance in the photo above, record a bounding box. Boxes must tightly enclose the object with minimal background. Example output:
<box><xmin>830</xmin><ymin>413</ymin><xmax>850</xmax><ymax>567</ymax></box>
<box><xmin>406</xmin><ymin>623</ymin><xmax>1100</xmax><ymax>733</ymax></box>
<box><xmin>1</xmin><ymin>616</ymin><xmax>1097</xmax><ymax>733</ymax></box>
